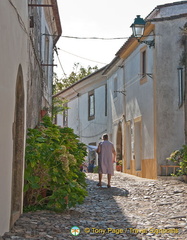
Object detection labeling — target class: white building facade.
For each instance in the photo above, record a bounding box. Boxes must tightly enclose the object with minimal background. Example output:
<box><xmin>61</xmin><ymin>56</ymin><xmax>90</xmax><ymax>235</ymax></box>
<box><xmin>55</xmin><ymin>1</ymin><xmax>187</xmax><ymax>179</ymax></box>
<box><xmin>0</xmin><ymin>0</ymin><xmax>61</xmax><ymax>235</ymax></box>
<box><xmin>55</xmin><ymin>67</ymin><xmax>107</xmax><ymax>165</ymax></box>
<box><xmin>116</xmin><ymin>1</ymin><xmax>187</xmax><ymax>179</ymax></box>
<box><xmin>102</xmin><ymin>57</ymin><xmax>125</xmax><ymax>165</ymax></box>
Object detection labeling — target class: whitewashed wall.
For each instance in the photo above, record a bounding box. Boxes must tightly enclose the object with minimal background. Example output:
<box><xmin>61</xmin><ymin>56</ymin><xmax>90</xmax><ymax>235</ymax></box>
<box><xmin>41</xmin><ymin>7</ymin><xmax>55</xmax><ymax>106</ymax></box>
<box><xmin>80</xmin><ymin>85</ymin><xmax>107</xmax><ymax>145</ymax></box>
<box><xmin>68</xmin><ymin>98</ymin><xmax>79</xmax><ymax>134</ymax></box>
<box><xmin>124</xmin><ymin>44</ymin><xmax>155</xmax><ymax>160</ymax></box>
<box><xmin>154</xmin><ymin>17</ymin><xmax>185</xmax><ymax>167</ymax></box>
<box><xmin>0</xmin><ymin>0</ymin><xmax>28</xmax><ymax>235</ymax></box>
<box><xmin>106</xmin><ymin>65</ymin><xmax>124</xmax><ymax>129</ymax></box>
<box><xmin>56</xmin><ymin>70</ymin><xmax>107</xmax><ymax>150</ymax></box>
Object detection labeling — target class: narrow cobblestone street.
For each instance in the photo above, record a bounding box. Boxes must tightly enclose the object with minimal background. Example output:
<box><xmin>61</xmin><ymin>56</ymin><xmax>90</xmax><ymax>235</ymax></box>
<box><xmin>2</xmin><ymin>172</ymin><xmax>187</xmax><ymax>240</ymax></box>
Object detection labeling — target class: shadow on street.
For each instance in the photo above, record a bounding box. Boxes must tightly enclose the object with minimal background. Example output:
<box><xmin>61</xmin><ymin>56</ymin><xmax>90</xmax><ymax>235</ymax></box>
<box><xmin>2</xmin><ymin>174</ymin><xmax>142</xmax><ymax>240</ymax></box>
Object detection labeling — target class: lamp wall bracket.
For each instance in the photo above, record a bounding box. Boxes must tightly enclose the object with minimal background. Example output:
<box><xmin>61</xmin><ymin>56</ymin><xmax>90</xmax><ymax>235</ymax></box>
<box><xmin>138</xmin><ymin>39</ymin><xmax>155</xmax><ymax>48</ymax></box>
<box><xmin>114</xmin><ymin>90</ymin><xmax>126</xmax><ymax>96</ymax></box>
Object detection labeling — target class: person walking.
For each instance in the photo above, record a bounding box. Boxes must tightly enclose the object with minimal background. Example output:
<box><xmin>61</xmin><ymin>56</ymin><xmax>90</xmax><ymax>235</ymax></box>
<box><xmin>96</xmin><ymin>141</ymin><xmax>103</xmax><ymax>185</ymax></box>
<box><xmin>96</xmin><ymin>134</ymin><xmax>116</xmax><ymax>188</ymax></box>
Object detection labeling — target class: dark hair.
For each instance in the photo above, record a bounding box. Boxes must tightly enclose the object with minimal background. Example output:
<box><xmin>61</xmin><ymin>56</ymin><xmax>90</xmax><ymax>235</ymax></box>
<box><xmin>102</xmin><ymin>134</ymin><xmax>108</xmax><ymax>140</ymax></box>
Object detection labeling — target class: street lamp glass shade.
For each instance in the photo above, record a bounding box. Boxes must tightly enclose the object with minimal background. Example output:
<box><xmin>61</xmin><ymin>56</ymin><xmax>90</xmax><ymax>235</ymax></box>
<box><xmin>130</xmin><ymin>15</ymin><xmax>146</xmax><ymax>38</ymax></box>
<box><xmin>132</xmin><ymin>25</ymin><xmax>145</xmax><ymax>38</ymax></box>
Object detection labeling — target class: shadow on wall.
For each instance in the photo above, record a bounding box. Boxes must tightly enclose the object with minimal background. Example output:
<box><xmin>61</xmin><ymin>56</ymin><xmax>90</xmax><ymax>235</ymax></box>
<box><xmin>10</xmin><ymin>64</ymin><xmax>25</xmax><ymax>228</ymax></box>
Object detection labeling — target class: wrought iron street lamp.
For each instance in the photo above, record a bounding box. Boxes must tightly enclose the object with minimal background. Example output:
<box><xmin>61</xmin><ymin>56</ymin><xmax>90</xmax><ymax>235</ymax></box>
<box><xmin>130</xmin><ymin>15</ymin><xmax>155</xmax><ymax>48</ymax></box>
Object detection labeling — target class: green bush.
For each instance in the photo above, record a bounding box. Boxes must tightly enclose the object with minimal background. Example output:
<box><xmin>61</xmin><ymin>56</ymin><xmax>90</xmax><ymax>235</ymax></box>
<box><xmin>24</xmin><ymin>116</ymin><xmax>87</xmax><ymax>211</ymax></box>
<box><xmin>167</xmin><ymin>145</ymin><xmax>187</xmax><ymax>176</ymax></box>
<box><xmin>116</xmin><ymin>160</ymin><xmax>122</xmax><ymax>166</ymax></box>
<box><xmin>93</xmin><ymin>166</ymin><xmax>98</xmax><ymax>173</ymax></box>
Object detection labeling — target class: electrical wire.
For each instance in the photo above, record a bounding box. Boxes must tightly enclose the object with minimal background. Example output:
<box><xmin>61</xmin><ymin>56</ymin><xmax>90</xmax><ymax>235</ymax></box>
<box><xmin>79</xmin><ymin>121</ymin><xmax>107</xmax><ymax>138</ymax></box>
<box><xmin>54</xmin><ymin>48</ymin><xmax>80</xmax><ymax>95</ymax></box>
<box><xmin>43</xmin><ymin>34</ymin><xmax>129</xmax><ymax>40</ymax></box>
<box><xmin>54</xmin><ymin>47</ymin><xmax>67</xmax><ymax>77</ymax></box>
<box><xmin>61</xmin><ymin>36</ymin><xmax>129</xmax><ymax>40</ymax></box>
<box><xmin>57</xmin><ymin>48</ymin><xmax>107</xmax><ymax>65</ymax></box>
<box><xmin>80</xmin><ymin>130</ymin><xmax>107</xmax><ymax>138</ymax></box>
<box><xmin>8</xmin><ymin>0</ymin><xmax>28</xmax><ymax>34</ymax></box>
<box><xmin>44</xmin><ymin>34</ymin><xmax>155</xmax><ymax>41</ymax></box>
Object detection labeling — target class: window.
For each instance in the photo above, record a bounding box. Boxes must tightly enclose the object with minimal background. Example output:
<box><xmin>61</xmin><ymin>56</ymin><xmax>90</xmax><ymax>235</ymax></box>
<box><xmin>89</xmin><ymin>95</ymin><xmax>94</xmax><ymax>116</ymax></box>
<box><xmin>88</xmin><ymin>90</ymin><xmax>95</xmax><ymax>120</ymax></box>
<box><xmin>178</xmin><ymin>67</ymin><xmax>184</xmax><ymax>107</ymax></box>
<box><xmin>113</xmin><ymin>77</ymin><xmax>117</xmax><ymax>98</ymax></box>
<box><xmin>140</xmin><ymin>47</ymin><xmax>147</xmax><ymax>84</ymax></box>
<box><xmin>141</xmin><ymin>50</ymin><xmax>146</xmax><ymax>77</ymax></box>
<box><xmin>63</xmin><ymin>103</ymin><xmax>68</xmax><ymax>126</ymax></box>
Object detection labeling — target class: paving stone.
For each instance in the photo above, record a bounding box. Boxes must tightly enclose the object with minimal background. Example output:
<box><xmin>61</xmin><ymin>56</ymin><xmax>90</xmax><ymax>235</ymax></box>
<box><xmin>1</xmin><ymin>172</ymin><xmax>187</xmax><ymax>239</ymax></box>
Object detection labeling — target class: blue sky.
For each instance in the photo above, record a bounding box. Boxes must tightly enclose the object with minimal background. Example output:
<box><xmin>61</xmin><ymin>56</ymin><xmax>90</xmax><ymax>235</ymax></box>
<box><xmin>55</xmin><ymin>0</ymin><xmax>175</xmax><ymax>77</ymax></box>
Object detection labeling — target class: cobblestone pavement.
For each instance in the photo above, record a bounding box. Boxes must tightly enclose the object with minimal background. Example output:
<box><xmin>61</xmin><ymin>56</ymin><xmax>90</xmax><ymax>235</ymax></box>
<box><xmin>2</xmin><ymin>172</ymin><xmax>187</xmax><ymax>240</ymax></box>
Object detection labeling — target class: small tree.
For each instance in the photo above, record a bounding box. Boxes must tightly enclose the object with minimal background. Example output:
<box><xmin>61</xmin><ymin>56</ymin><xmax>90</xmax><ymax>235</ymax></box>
<box><xmin>53</xmin><ymin>63</ymin><xmax>98</xmax><ymax>94</ymax></box>
<box><xmin>52</xmin><ymin>96</ymin><xmax>68</xmax><ymax>121</ymax></box>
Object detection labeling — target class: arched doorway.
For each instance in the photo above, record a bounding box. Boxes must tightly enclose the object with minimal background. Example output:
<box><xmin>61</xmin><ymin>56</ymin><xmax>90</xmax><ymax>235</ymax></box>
<box><xmin>10</xmin><ymin>65</ymin><xmax>25</xmax><ymax>227</ymax></box>
<box><xmin>116</xmin><ymin>122</ymin><xmax>122</xmax><ymax>161</ymax></box>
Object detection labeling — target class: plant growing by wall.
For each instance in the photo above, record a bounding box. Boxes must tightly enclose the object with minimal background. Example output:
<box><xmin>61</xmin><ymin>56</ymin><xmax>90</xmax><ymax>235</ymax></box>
<box><xmin>167</xmin><ymin>145</ymin><xmax>187</xmax><ymax>176</ymax></box>
<box><xmin>24</xmin><ymin>116</ymin><xmax>87</xmax><ymax>211</ymax></box>
<box><xmin>116</xmin><ymin>160</ymin><xmax>122</xmax><ymax>166</ymax></box>
<box><xmin>52</xmin><ymin>97</ymin><xmax>69</xmax><ymax>121</ymax></box>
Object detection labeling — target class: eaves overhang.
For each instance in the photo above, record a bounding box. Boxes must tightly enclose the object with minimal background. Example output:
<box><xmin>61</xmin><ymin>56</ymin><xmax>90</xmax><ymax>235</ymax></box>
<box><xmin>116</xmin><ymin>23</ymin><xmax>155</xmax><ymax>60</ymax></box>
<box><xmin>147</xmin><ymin>1</ymin><xmax>187</xmax><ymax>19</ymax></box>
<box><xmin>51</xmin><ymin>0</ymin><xmax>62</xmax><ymax>45</ymax></box>
<box><xmin>102</xmin><ymin>56</ymin><xmax>122</xmax><ymax>76</ymax></box>
<box><xmin>116</xmin><ymin>1</ymin><xmax>187</xmax><ymax>60</ymax></box>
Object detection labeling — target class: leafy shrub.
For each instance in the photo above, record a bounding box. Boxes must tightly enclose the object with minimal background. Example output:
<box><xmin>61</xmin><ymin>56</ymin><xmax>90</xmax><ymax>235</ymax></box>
<box><xmin>167</xmin><ymin>149</ymin><xmax>184</xmax><ymax>163</ymax></box>
<box><xmin>93</xmin><ymin>166</ymin><xmax>98</xmax><ymax>173</ymax></box>
<box><xmin>116</xmin><ymin>160</ymin><xmax>122</xmax><ymax>166</ymax></box>
<box><xmin>24</xmin><ymin>116</ymin><xmax>87</xmax><ymax>211</ymax></box>
<box><xmin>167</xmin><ymin>145</ymin><xmax>187</xmax><ymax>175</ymax></box>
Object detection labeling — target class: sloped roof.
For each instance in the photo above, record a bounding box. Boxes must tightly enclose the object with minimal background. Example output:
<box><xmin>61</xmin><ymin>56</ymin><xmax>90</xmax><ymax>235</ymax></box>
<box><xmin>116</xmin><ymin>1</ymin><xmax>187</xmax><ymax>58</ymax></box>
<box><xmin>51</xmin><ymin>0</ymin><xmax>62</xmax><ymax>44</ymax></box>
<box><xmin>102</xmin><ymin>56</ymin><xmax>121</xmax><ymax>75</ymax></box>
<box><xmin>147</xmin><ymin>1</ymin><xmax>187</xmax><ymax>18</ymax></box>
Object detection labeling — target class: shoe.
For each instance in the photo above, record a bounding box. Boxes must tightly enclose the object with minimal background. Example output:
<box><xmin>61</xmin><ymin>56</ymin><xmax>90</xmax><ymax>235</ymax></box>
<box><xmin>107</xmin><ymin>185</ymin><xmax>111</xmax><ymax>188</ymax></box>
<box><xmin>97</xmin><ymin>183</ymin><xmax>102</xmax><ymax>187</ymax></box>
